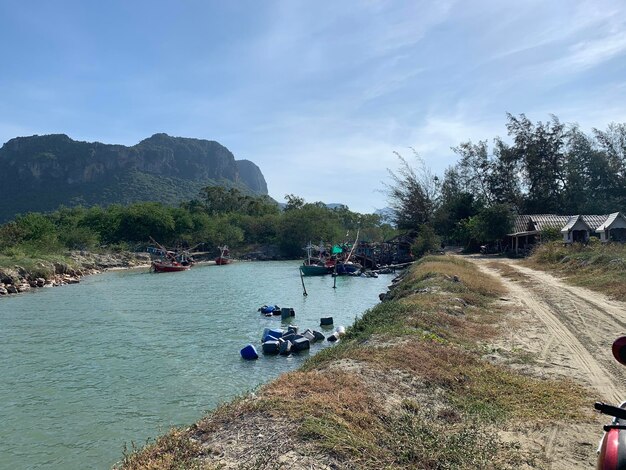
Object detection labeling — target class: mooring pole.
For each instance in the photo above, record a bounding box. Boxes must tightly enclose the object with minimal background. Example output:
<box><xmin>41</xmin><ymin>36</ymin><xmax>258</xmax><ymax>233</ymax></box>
<box><xmin>299</xmin><ymin>267</ymin><xmax>308</xmax><ymax>296</ymax></box>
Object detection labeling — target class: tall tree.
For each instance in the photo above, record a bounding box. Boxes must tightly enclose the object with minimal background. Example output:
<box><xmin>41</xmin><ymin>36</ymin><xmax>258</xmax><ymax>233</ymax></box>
<box><xmin>385</xmin><ymin>150</ymin><xmax>440</xmax><ymax>230</ymax></box>
<box><xmin>506</xmin><ymin>113</ymin><xmax>567</xmax><ymax>213</ymax></box>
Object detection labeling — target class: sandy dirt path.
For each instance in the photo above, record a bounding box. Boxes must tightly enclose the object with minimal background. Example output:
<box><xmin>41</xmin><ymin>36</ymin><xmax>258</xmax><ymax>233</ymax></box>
<box><xmin>464</xmin><ymin>255</ymin><xmax>626</xmax><ymax>468</ymax></box>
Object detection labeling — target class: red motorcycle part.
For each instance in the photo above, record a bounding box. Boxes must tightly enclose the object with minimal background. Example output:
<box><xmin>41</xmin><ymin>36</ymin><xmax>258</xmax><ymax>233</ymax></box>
<box><xmin>598</xmin><ymin>426</ymin><xmax>626</xmax><ymax>469</ymax></box>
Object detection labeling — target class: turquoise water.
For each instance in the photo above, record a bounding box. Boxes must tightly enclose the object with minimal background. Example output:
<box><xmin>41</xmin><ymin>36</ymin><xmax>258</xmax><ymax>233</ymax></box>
<box><xmin>0</xmin><ymin>261</ymin><xmax>392</xmax><ymax>469</ymax></box>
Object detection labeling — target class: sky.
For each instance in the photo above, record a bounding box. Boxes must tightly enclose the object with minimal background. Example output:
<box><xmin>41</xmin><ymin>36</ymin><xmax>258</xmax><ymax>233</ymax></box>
<box><xmin>1</xmin><ymin>0</ymin><xmax>625</xmax><ymax>214</ymax></box>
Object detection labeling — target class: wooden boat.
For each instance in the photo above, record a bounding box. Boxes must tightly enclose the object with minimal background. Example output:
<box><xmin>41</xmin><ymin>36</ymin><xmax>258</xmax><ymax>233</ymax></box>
<box><xmin>334</xmin><ymin>261</ymin><xmax>362</xmax><ymax>275</ymax></box>
<box><xmin>300</xmin><ymin>242</ymin><xmax>333</xmax><ymax>276</ymax></box>
<box><xmin>149</xmin><ymin>236</ymin><xmax>193</xmax><ymax>273</ymax></box>
<box><xmin>151</xmin><ymin>260</ymin><xmax>191</xmax><ymax>273</ymax></box>
<box><xmin>300</xmin><ymin>263</ymin><xmax>332</xmax><ymax>276</ymax></box>
<box><xmin>215</xmin><ymin>245</ymin><xmax>231</xmax><ymax>265</ymax></box>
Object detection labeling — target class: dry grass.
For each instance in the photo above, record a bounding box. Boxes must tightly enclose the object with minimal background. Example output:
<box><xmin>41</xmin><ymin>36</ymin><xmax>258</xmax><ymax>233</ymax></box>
<box><xmin>524</xmin><ymin>241</ymin><xmax>626</xmax><ymax>301</ymax></box>
<box><xmin>118</xmin><ymin>428</ymin><xmax>202</xmax><ymax>470</ymax></box>
<box><xmin>118</xmin><ymin>254</ymin><xmax>592</xmax><ymax>469</ymax></box>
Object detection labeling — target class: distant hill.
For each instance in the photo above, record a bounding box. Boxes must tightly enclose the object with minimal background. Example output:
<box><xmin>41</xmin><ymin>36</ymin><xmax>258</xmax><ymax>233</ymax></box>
<box><xmin>0</xmin><ymin>133</ymin><xmax>268</xmax><ymax>222</ymax></box>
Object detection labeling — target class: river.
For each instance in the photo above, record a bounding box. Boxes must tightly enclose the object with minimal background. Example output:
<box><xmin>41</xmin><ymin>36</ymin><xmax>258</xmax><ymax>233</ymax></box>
<box><xmin>0</xmin><ymin>261</ymin><xmax>393</xmax><ymax>469</ymax></box>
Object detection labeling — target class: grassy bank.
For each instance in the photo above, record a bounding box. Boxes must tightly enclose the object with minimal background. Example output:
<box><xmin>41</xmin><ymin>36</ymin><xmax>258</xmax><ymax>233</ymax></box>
<box><xmin>118</xmin><ymin>256</ymin><xmax>591</xmax><ymax>469</ymax></box>
<box><xmin>524</xmin><ymin>241</ymin><xmax>626</xmax><ymax>301</ymax></box>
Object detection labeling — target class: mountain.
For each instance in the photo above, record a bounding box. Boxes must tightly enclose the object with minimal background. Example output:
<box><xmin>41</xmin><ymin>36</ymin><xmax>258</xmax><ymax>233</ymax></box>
<box><xmin>0</xmin><ymin>133</ymin><xmax>268</xmax><ymax>222</ymax></box>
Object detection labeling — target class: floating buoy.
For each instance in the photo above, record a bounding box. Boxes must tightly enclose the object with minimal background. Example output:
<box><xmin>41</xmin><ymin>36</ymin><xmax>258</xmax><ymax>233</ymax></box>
<box><xmin>262</xmin><ymin>340</ymin><xmax>280</xmax><ymax>354</ymax></box>
<box><xmin>313</xmin><ymin>330</ymin><xmax>325</xmax><ymax>341</ymax></box>
<box><xmin>262</xmin><ymin>328</ymin><xmax>284</xmax><ymax>342</ymax></box>
<box><xmin>279</xmin><ymin>339</ymin><xmax>292</xmax><ymax>355</ymax></box>
<box><xmin>281</xmin><ymin>307</ymin><xmax>295</xmax><ymax>319</ymax></box>
<box><xmin>240</xmin><ymin>344</ymin><xmax>259</xmax><ymax>360</ymax></box>
<box><xmin>320</xmin><ymin>317</ymin><xmax>334</xmax><ymax>327</ymax></box>
<box><xmin>292</xmin><ymin>337</ymin><xmax>311</xmax><ymax>352</ymax></box>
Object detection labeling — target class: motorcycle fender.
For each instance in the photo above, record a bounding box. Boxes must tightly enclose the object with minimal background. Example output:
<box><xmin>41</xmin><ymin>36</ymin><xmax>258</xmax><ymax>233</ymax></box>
<box><xmin>598</xmin><ymin>428</ymin><xmax>626</xmax><ymax>469</ymax></box>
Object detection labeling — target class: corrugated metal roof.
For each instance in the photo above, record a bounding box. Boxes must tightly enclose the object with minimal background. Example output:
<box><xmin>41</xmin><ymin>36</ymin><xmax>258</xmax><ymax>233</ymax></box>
<box><xmin>560</xmin><ymin>215</ymin><xmax>581</xmax><ymax>232</ymax></box>
<box><xmin>596</xmin><ymin>212</ymin><xmax>626</xmax><ymax>231</ymax></box>
<box><xmin>582</xmin><ymin>214</ymin><xmax>611</xmax><ymax>230</ymax></box>
<box><xmin>529</xmin><ymin>215</ymin><xmax>571</xmax><ymax>231</ymax></box>
<box><xmin>512</xmin><ymin>215</ymin><xmax>531</xmax><ymax>233</ymax></box>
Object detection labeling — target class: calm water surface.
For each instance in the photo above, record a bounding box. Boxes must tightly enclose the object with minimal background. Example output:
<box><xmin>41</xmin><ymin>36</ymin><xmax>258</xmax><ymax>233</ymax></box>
<box><xmin>0</xmin><ymin>261</ymin><xmax>392</xmax><ymax>469</ymax></box>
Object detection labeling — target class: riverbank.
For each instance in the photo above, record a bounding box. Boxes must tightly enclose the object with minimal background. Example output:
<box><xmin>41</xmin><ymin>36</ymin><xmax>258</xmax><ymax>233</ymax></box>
<box><xmin>118</xmin><ymin>255</ymin><xmax>593</xmax><ymax>469</ymax></box>
<box><xmin>0</xmin><ymin>250</ymin><xmax>152</xmax><ymax>296</ymax></box>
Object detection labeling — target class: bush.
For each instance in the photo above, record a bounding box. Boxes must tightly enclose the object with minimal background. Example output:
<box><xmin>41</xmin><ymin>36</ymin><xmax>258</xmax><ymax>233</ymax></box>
<box><xmin>412</xmin><ymin>225</ymin><xmax>441</xmax><ymax>258</ymax></box>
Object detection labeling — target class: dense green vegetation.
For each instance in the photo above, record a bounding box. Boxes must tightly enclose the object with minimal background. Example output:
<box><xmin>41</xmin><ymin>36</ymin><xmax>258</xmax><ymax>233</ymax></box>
<box><xmin>0</xmin><ymin>187</ymin><xmax>395</xmax><ymax>260</ymax></box>
<box><xmin>387</xmin><ymin>114</ymin><xmax>626</xmax><ymax>248</ymax></box>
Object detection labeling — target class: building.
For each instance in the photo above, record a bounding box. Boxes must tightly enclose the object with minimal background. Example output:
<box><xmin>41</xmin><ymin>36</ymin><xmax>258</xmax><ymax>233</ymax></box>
<box><xmin>507</xmin><ymin>212</ymin><xmax>626</xmax><ymax>255</ymax></box>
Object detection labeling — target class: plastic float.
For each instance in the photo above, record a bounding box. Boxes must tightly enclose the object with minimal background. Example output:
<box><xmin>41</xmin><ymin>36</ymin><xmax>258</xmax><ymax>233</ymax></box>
<box><xmin>279</xmin><ymin>340</ymin><xmax>292</xmax><ymax>355</ymax></box>
<box><xmin>240</xmin><ymin>344</ymin><xmax>259</xmax><ymax>360</ymax></box>
<box><xmin>281</xmin><ymin>307</ymin><xmax>295</xmax><ymax>319</ymax></box>
<box><xmin>262</xmin><ymin>328</ymin><xmax>284</xmax><ymax>342</ymax></box>
<box><xmin>258</xmin><ymin>305</ymin><xmax>281</xmax><ymax>315</ymax></box>
<box><xmin>262</xmin><ymin>340</ymin><xmax>280</xmax><ymax>354</ymax></box>
<box><xmin>320</xmin><ymin>317</ymin><xmax>334</xmax><ymax>327</ymax></box>
<box><xmin>292</xmin><ymin>336</ymin><xmax>311</xmax><ymax>352</ymax></box>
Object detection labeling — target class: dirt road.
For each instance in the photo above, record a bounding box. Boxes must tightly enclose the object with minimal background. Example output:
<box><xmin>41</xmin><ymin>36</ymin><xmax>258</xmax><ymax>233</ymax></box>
<box><xmin>465</xmin><ymin>255</ymin><xmax>626</xmax><ymax>468</ymax></box>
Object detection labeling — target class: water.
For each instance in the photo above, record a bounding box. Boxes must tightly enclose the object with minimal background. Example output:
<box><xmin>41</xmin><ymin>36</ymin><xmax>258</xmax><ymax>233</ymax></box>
<box><xmin>0</xmin><ymin>261</ymin><xmax>392</xmax><ymax>469</ymax></box>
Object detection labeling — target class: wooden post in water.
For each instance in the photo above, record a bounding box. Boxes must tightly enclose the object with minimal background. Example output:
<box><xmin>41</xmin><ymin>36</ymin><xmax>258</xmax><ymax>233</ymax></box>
<box><xmin>299</xmin><ymin>267</ymin><xmax>308</xmax><ymax>296</ymax></box>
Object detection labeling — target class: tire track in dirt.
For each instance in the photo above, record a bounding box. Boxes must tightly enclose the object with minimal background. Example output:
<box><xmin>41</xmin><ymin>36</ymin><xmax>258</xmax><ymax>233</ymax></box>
<box><xmin>469</xmin><ymin>257</ymin><xmax>625</xmax><ymax>404</ymax></box>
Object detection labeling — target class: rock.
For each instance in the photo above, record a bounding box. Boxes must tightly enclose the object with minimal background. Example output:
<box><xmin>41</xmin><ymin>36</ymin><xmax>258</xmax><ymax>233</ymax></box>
<box><xmin>6</xmin><ymin>285</ymin><xmax>18</xmax><ymax>294</ymax></box>
<box><xmin>17</xmin><ymin>283</ymin><xmax>31</xmax><ymax>292</ymax></box>
<box><xmin>0</xmin><ymin>286</ymin><xmax>7</xmax><ymax>295</ymax></box>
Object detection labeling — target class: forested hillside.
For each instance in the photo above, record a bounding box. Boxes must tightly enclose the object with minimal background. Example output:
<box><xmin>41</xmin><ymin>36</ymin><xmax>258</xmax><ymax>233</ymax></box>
<box><xmin>0</xmin><ymin>133</ymin><xmax>267</xmax><ymax>222</ymax></box>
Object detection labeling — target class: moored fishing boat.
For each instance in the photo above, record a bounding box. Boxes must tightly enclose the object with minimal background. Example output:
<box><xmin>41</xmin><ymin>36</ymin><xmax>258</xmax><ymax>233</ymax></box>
<box><xmin>300</xmin><ymin>241</ymin><xmax>333</xmax><ymax>276</ymax></box>
<box><xmin>148</xmin><ymin>236</ymin><xmax>194</xmax><ymax>273</ymax></box>
<box><xmin>215</xmin><ymin>245</ymin><xmax>231</xmax><ymax>265</ymax></box>
<box><xmin>151</xmin><ymin>260</ymin><xmax>191</xmax><ymax>272</ymax></box>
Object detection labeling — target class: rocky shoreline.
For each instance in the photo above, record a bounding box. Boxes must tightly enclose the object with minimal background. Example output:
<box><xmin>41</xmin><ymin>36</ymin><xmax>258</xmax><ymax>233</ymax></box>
<box><xmin>0</xmin><ymin>251</ymin><xmax>152</xmax><ymax>297</ymax></box>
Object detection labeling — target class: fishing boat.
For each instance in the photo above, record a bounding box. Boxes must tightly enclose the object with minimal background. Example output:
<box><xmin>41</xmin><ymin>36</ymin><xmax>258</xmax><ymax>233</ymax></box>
<box><xmin>215</xmin><ymin>245</ymin><xmax>231</xmax><ymax>265</ymax></box>
<box><xmin>334</xmin><ymin>261</ymin><xmax>362</xmax><ymax>275</ymax></box>
<box><xmin>151</xmin><ymin>260</ymin><xmax>191</xmax><ymax>272</ymax></box>
<box><xmin>332</xmin><ymin>230</ymin><xmax>363</xmax><ymax>275</ymax></box>
<box><xmin>148</xmin><ymin>237</ymin><xmax>193</xmax><ymax>273</ymax></box>
<box><xmin>300</xmin><ymin>242</ymin><xmax>333</xmax><ymax>276</ymax></box>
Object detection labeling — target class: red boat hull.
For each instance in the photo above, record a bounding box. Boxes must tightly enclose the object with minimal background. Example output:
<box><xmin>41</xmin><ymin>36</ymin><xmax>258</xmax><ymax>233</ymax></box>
<box><xmin>215</xmin><ymin>257</ymin><xmax>231</xmax><ymax>265</ymax></box>
<box><xmin>151</xmin><ymin>261</ymin><xmax>191</xmax><ymax>272</ymax></box>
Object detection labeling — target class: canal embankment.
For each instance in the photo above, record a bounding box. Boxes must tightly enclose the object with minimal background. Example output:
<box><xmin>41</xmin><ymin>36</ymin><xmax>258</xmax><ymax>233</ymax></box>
<box><xmin>118</xmin><ymin>255</ymin><xmax>594</xmax><ymax>469</ymax></box>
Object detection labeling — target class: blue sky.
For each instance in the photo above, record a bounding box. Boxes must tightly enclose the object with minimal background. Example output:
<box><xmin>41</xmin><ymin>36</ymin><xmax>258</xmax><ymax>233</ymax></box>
<box><xmin>1</xmin><ymin>1</ymin><xmax>625</xmax><ymax>213</ymax></box>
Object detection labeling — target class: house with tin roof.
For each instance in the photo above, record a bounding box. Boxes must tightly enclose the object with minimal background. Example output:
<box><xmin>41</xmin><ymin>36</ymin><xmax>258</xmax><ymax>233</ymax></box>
<box><xmin>596</xmin><ymin>212</ymin><xmax>626</xmax><ymax>242</ymax></box>
<box><xmin>507</xmin><ymin>212</ymin><xmax>626</xmax><ymax>254</ymax></box>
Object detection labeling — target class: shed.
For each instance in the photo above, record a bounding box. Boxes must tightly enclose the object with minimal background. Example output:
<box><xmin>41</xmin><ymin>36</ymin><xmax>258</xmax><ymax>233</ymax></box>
<box><xmin>596</xmin><ymin>212</ymin><xmax>626</xmax><ymax>242</ymax></box>
<box><xmin>560</xmin><ymin>215</ymin><xmax>592</xmax><ymax>243</ymax></box>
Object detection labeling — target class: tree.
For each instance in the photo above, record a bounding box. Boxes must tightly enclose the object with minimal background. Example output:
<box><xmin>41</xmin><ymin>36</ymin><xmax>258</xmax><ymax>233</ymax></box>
<box><xmin>470</xmin><ymin>204</ymin><xmax>513</xmax><ymax>245</ymax></box>
<box><xmin>385</xmin><ymin>149</ymin><xmax>440</xmax><ymax>230</ymax></box>
<box><xmin>506</xmin><ymin>114</ymin><xmax>567</xmax><ymax>213</ymax></box>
